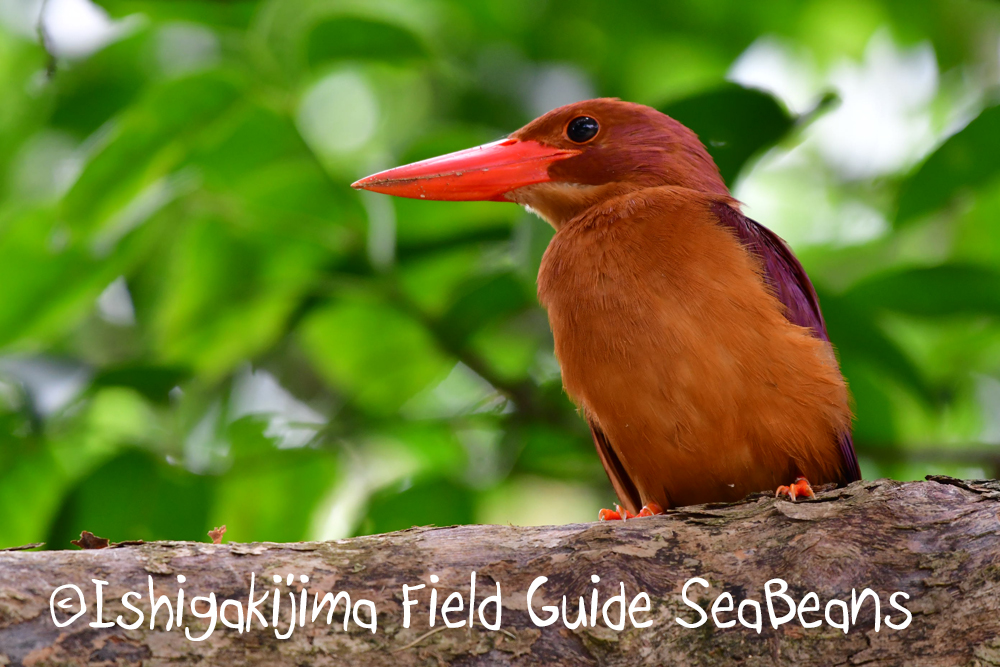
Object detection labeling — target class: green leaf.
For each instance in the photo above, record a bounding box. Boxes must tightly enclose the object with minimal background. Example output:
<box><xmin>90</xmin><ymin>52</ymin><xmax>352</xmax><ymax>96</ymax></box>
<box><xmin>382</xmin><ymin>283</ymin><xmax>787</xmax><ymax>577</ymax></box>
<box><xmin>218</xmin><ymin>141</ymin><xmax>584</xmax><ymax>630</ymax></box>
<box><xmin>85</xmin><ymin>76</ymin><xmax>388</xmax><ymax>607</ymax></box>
<box><xmin>844</xmin><ymin>264</ymin><xmax>1000</xmax><ymax>317</ymax></box>
<box><xmin>187</xmin><ymin>103</ymin><xmax>307</xmax><ymax>188</ymax></box>
<box><xmin>231</xmin><ymin>157</ymin><xmax>366</xmax><ymax>246</ymax></box>
<box><xmin>819</xmin><ymin>289</ymin><xmax>932</xmax><ymax>401</ymax></box>
<box><xmin>208</xmin><ymin>417</ymin><xmax>337</xmax><ymax>542</ymax></box>
<box><xmin>298</xmin><ymin>295</ymin><xmax>452</xmax><ymax>415</ymax></box>
<box><xmin>0</xmin><ymin>386</ymin><xmax>143</xmax><ymax>547</ymax></box>
<box><xmin>394</xmin><ymin>199</ymin><xmax>520</xmax><ymax>249</ymax></box>
<box><xmin>96</xmin><ymin>0</ymin><xmax>257</xmax><ymax>28</ymax></box>
<box><xmin>91</xmin><ymin>364</ymin><xmax>190</xmax><ymax>405</ymax></box>
<box><xmin>397</xmin><ymin>246</ymin><xmax>482</xmax><ymax>316</ymax></box>
<box><xmin>46</xmin><ymin>449</ymin><xmax>213</xmax><ymax>546</ymax></box>
<box><xmin>49</xmin><ymin>30</ymin><xmax>151</xmax><ymax>138</ymax></box>
<box><xmin>150</xmin><ymin>214</ymin><xmax>326</xmax><ymax>378</ymax></box>
<box><xmin>952</xmin><ymin>179</ymin><xmax>1000</xmax><ymax>265</ymax></box>
<box><xmin>513</xmin><ymin>424</ymin><xmax>604</xmax><ymax>482</ymax></box>
<box><xmin>307</xmin><ymin>17</ymin><xmax>429</xmax><ymax>66</ymax></box>
<box><xmin>438</xmin><ymin>272</ymin><xmax>534</xmax><ymax>349</ymax></box>
<box><xmin>0</xmin><ymin>207</ymin><xmax>120</xmax><ymax>347</ymax></box>
<box><xmin>466</xmin><ymin>310</ymin><xmax>548</xmax><ymax>383</ymax></box>
<box><xmin>0</xmin><ymin>444</ymin><xmax>66</xmax><ymax>548</ymax></box>
<box><xmin>840</xmin><ymin>360</ymin><xmax>898</xmax><ymax>447</ymax></box>
<box><xmin>60</xmin><ymin>70</ymin><xmax>244</xmax><ymax>235</ymax></box>
<box><xmin>896</xmin><ymin>104</ymin><xmax>1000</xmax><ymax>225</ymax></box>
<box><xmin>0</xmin><ymin>30</ymin><xmax>52</xmax><ymax>202</ymax></box>
<box><xmin>358</xmin><ymin>476</ymin><xmax>474</xmax><ymax>536</ymax></box>
<box><xmin>250</xmin><ymin>0</ymin><xmax>441</xmax><ymax>85</ymax></box>
<box><xmin>369</xmin><ymin>422</ymin><xmax>467</xmax><ymax>475</ymax></box>
<box><xmin>658</xmin><ymin>84</ymin><xmax>794</xmax><ymax>184</ymax></box>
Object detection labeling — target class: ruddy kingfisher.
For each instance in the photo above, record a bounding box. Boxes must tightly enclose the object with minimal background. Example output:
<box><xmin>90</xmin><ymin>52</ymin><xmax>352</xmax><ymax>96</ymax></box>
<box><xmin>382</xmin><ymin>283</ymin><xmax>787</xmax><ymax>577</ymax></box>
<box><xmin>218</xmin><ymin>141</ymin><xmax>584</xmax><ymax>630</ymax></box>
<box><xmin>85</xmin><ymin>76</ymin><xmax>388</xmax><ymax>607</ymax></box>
<box><xmin>352</xmin><ymin>99</ymin><xmax>859</xmax><ymax>520</ymax></box>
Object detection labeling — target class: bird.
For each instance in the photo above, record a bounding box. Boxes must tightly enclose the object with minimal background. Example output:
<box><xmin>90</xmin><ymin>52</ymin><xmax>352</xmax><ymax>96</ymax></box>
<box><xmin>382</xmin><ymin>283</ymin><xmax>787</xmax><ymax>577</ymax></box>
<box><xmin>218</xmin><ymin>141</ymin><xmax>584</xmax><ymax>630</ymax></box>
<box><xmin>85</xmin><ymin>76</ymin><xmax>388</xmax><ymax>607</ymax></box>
<box><xmin>352</xmin><ymin>98</ymin><xmax>859</xmax><ymax>520</ymax></box>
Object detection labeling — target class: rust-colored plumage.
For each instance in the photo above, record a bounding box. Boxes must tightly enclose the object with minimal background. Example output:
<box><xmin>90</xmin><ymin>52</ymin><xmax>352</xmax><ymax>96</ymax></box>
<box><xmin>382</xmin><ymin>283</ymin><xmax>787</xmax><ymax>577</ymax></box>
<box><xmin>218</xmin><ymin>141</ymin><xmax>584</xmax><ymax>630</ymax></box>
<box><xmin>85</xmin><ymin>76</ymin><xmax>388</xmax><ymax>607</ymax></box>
<box><xmin>353</xmin><ymin>98</ymin><xmax>858</xmax><ymax>515</ymax></box>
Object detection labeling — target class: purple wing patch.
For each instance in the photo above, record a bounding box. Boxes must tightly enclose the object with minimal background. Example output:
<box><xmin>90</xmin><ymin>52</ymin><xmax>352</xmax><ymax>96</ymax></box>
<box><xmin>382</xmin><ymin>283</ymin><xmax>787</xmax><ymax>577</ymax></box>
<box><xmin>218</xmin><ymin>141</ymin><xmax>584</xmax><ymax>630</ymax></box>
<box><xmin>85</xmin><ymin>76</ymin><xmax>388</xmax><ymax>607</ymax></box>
<box><xmin>588</xmin><ymin>417</ymin><xmax>642</xmax><ymax>514</ymax></box>
<box><xmin>712</xmin><ymin>202</ymin><xmax>861</xmax><ymax>483</ymax></box>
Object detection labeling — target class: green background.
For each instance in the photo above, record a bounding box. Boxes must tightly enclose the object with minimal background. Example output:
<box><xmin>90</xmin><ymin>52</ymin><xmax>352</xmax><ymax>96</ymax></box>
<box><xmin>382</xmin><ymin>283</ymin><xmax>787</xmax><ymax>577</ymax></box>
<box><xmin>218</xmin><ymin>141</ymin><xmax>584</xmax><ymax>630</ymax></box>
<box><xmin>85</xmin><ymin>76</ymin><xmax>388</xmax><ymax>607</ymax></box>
<box><xmin>2</xmin><ymin>0</ymin><xmax>1000</xmax><ymax>548</ymax></box>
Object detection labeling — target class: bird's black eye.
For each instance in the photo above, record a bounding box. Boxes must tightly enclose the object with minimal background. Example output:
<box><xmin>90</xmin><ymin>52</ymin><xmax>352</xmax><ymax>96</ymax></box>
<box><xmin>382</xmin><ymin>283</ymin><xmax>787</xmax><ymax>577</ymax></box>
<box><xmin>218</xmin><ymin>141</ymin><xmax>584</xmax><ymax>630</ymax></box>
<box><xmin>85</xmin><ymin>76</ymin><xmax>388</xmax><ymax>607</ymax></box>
<box><xmin>566</xmin><ymin>116</ymin><xmax>599</xmax><ymax>143</ymax></box>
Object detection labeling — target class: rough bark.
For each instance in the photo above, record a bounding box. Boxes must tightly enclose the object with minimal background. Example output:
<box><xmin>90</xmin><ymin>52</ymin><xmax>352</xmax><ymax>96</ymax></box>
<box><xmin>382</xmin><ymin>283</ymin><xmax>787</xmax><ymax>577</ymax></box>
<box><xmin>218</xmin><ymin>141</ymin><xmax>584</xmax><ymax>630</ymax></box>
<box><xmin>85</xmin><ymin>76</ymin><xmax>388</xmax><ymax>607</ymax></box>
<box><xmin>2</xmin><ymin>477</ymin><xmax>1000</xmax><ymax>666</ymax></box>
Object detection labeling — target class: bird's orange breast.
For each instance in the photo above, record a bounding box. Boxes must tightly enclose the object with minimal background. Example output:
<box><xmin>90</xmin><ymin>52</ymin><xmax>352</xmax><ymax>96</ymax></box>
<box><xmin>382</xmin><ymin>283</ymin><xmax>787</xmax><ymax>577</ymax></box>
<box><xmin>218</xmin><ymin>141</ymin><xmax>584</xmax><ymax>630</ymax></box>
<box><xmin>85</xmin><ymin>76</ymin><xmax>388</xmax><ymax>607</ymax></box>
<box><xmin>537</xmin><ymin>186</ymin><xmax>851</xmax><ymax>508</ymax></box>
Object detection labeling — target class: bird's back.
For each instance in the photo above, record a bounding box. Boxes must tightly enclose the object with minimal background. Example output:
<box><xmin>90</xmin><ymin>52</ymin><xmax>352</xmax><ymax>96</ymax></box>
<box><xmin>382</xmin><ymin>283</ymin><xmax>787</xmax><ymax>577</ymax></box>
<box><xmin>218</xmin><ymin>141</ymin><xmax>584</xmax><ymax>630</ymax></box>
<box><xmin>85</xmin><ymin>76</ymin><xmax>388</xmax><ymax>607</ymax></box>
<box><xmin>538</xmin><ymin>186</ymin><xmax>852</xmax><ymax>509</ymax></box>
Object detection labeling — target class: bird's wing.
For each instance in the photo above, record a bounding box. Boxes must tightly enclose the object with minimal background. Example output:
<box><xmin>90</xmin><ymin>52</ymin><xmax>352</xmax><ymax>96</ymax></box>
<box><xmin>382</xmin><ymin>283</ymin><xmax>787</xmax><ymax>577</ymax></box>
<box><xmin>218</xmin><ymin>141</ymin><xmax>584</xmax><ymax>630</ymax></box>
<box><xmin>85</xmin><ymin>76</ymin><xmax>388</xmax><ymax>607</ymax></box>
<box><xmin>712</xmin><ymin>202</ymin><xmax>861</xmax><ymax>483</ymax></box>
<box><xmin>588</xmin><ymin>417</ymin><xmax>643</xmax><ymax>514</ymax></box>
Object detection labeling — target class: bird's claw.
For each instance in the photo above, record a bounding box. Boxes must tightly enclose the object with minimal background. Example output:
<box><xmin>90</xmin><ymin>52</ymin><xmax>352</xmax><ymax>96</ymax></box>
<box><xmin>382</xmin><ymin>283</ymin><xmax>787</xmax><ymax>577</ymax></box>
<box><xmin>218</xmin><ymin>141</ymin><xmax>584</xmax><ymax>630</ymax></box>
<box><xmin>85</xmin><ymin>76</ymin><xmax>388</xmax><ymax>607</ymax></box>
<box><xmin>775</xmin><ymin>476</ymin><xmax>815</xmax><ymax>501</ymax></box>
<box><xmin>636</xmin><ymin>502</ymin><xmax>664</xmax><ymax>517</ymax></box>
<box><xmin>598</xmin><ymin>504</ymin><xmax>631</xmax><ymax>521</ymax></box>
<box><xmin>598</xmin><ymin>502</ymin><xmax>664</xmax><ymax>521</ymax></box>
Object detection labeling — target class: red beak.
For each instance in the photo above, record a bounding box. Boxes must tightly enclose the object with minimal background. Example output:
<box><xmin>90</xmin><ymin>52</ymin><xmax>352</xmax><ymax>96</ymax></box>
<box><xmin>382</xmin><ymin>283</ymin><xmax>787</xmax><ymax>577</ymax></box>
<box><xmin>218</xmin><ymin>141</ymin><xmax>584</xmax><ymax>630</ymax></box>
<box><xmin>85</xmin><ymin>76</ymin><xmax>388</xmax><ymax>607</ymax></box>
<box><xmin>351</xmin><ymin>139</ymin><xmax>580</xmax><ymax>201</ymax></box>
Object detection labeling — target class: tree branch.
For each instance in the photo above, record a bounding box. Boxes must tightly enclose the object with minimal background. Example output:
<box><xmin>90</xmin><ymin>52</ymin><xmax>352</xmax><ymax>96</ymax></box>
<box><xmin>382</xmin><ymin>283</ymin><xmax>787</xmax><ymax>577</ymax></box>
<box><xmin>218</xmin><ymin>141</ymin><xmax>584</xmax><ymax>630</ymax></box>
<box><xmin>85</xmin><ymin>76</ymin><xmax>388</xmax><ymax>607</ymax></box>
<box><xmin>2</xmin><ymin>477</ymin><xmax>999</xmax><ymax>665</ymax></box>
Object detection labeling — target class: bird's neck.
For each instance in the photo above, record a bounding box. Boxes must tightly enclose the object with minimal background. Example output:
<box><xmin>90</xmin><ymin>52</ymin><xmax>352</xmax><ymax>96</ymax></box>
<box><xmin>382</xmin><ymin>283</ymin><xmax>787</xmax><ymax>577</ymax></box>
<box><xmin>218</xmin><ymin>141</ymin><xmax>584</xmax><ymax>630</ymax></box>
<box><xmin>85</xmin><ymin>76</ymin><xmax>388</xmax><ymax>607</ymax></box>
<box><xmin>509</xmin><ymin>172</ymin><xmax>729</xmax><ymax>230</ymax></box>
<box><xmin>507</xmin><ymin>182</ymin><xmax>644</xmax><ymax>229</ymax></box>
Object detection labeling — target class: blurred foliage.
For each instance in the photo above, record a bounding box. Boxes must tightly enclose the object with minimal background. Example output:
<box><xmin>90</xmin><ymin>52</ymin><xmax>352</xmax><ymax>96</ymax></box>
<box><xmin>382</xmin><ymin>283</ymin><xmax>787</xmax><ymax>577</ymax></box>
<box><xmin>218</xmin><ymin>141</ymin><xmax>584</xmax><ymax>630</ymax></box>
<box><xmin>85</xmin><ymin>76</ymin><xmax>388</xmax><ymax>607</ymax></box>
<box><xmin>659</xmin><ymin>84</ymin><xmax>795</xmax><ymax>183</ymax></box>
<box><xmin>1</xmin><ymin>0</ymin><xmax>1000</xmax><ymax>548</ymax></box>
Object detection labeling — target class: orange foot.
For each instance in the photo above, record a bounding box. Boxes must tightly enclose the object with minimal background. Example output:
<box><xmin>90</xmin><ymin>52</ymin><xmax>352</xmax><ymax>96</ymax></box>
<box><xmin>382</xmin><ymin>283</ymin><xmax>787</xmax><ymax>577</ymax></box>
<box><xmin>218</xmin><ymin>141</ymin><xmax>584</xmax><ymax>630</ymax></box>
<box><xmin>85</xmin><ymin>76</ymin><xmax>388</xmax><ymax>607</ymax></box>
<box><xmin>598</xmin><ymin>502</ymin><xmax>664</xmax><ymax>521</ymax></box>
<box><xmin>775</xmin><ymin>476</ymin><xmax>815</xmax><ymax>501</ymax></box>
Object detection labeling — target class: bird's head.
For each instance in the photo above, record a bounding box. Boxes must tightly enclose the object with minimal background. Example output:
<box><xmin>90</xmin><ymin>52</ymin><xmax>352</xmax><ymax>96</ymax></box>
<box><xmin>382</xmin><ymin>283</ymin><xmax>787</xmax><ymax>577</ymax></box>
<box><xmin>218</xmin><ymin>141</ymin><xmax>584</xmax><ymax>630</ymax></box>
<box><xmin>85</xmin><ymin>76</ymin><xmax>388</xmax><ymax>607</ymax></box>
<box><xmin>352</xmin><ymin>98</ymin><xmax>728</xmax><ymax>228</ymax></box>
